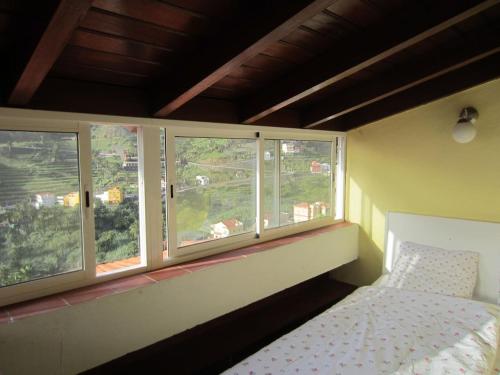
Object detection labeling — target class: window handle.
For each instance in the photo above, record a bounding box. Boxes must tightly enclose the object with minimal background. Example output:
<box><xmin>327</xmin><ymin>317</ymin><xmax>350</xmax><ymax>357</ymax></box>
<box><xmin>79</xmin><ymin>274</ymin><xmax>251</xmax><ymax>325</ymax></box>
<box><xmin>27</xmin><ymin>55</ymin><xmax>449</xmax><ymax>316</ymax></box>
<box><xmin>85</xmin><ymin>191</ymin><xmax>90</xmax><ymax>208</ymax></box>
<box><xmin>170</xmin><ymin>185</ymin><xmax>174</xmax><ymax>199</ymax></box>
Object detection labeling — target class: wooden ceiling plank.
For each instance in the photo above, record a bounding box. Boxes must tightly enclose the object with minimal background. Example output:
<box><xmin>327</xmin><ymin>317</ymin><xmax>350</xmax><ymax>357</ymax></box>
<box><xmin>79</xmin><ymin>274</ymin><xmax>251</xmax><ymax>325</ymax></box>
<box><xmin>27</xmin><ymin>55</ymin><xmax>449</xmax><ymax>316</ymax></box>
<box><xmin>92</xmin><ymin>0</ymin><xmax>209</xmax><ymax>35</ymax></box>
<box><xmin>59</xmin><ymin>45</ymin><xmax>167</xmax><ymax>77</ymax></box>
<box><xmin>202</xmin><ymin>86</ymin><xmax>237</xmax><ymax>100</ymax></box>
<box><xmin>302</xmin><ymin>10</ymin><xmax>358</xmax><ymax>41</ymax></box>
<box><xmin>8</xmin><ymin>0</ymin><xmax>93</xmax><ymax>106</ymax></box>
<box><xmin>51</xmin><ymin>61</ymin><xmax>150</xmax><ymax>88</ymax></box>
<box><xmin>153</xmin><ymin>0</ymin><xmax>337</xmax><ymax>118</ymax></box>
<box><xmin>277</xmin><ymin>26</ymin><xmax>335</xmax><ymax>54</ymax></box>
<box><xmin>80</xmin><ymin>9</ymin><xmax>193</xmax><ymax>50</ymax></box>
<box><xmin>31</xmin><ymin>77</ymin><xmax>151</xmax><ymax>118</ymax></box>
<box><xmin>326</xmin><ymin>0</ymin><xmax>383</xmax><ymax>30</ymax></box>
<box><xmin>168</xmin><ymin>96</ymin><xmax>240</xmax><ymax>123</ymax></box>
<box><xmin>158</xmin><ymin>0</ymin><xmax>237</xmax><ymax>19</ymax></box>
<box><xmin>70</xmin><ymin>28</ymin><xmax>173</xmax><ymax>63</ymax></box>
<box><xmin>318</xmin><ymin>52</ymin><xmax>500</xmax><ymax>131</ymax></box>
<box><xmin>303</xmin><ymin>27</ymin><xmax>500</xmax><ymax>128</ymax></box>
<box><xmin>237</xmin><ymin>55</ymin><xmax>294</xmax><ymax>84</ymax></box>
<box><xmin>228</xmin><ymin>64</ymin><xmax>278</xmax><ymax>82</ymax></box>
<box><xmin>241</xmin><ymin>0</ymin><xmax>500</xmax><ymax>124</ymax></box>
<box><xmin>262</xmin><ymin>40</ymin><xmax>316</xmax><ymax>65</ymax></box>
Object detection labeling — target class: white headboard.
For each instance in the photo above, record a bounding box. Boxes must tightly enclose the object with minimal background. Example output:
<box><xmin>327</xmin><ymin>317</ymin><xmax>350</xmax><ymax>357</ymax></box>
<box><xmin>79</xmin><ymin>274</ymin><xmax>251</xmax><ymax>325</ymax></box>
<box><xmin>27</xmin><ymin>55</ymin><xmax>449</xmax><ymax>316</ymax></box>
<box><xmin>384</xmin><ymin>212</ymin><xmax>500</xmax><ymax>305</ymax></box>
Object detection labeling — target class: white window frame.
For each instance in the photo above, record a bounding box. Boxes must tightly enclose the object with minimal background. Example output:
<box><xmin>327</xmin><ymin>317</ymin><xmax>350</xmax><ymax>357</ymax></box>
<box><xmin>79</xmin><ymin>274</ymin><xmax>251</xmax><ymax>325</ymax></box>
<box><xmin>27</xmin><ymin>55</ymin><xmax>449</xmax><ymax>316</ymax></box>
<box><xmin>163</xmin><ymin>127</ymin><xmax>259</xmax><ymax>258</ymax></box>
<box><xmin>256</xmin><ymin>130</ymin><xmax>344</xmax><ymax>241</ymax></box>
<box><xmin>335</xmin><ymin>136</ymin><xmax>346</xmax><ymax>221</ymax></box>
<box><xmin>0</xmin><ymin>118</ymin><xmax>95</xmax><ymax>305</ymax></box>
<box><xmin>86</xmin><ymin>122</ymin><xmax>151</xmax><ymax>279</ymax></box>
<box><xmin>0</xmin><ymin>108</ymin><xmax>346</xmax><ymax>306</ymax></box>
<box><xmin>138</xmin><ymin>126</ymin><xmax>164</xmax><ymax>270</ymax></box>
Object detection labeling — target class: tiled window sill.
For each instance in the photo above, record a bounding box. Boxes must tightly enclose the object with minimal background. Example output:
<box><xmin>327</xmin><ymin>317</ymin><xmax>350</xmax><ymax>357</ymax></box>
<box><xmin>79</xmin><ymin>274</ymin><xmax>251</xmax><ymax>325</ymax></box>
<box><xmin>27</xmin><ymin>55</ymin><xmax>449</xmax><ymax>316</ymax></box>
<box><xmin>0</xmin><ymin>222</ymin><xmax>352</xmax><ymax>324</ymax></box>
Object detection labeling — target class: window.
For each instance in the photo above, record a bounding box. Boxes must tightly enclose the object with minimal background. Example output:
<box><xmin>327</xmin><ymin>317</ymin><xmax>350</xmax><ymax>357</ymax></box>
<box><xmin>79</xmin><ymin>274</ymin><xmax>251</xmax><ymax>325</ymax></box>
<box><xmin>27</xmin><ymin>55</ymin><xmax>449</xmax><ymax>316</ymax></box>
<box><xmin>91</xmin><ymin>125</ymin><xmax>141</xmax><ymax>274</ymax></box>
<box><xmin>0</xmin><ymin>110</ymin><xmax>345</xmax><ymax>305</ymax></box>
<box><xmin>0</xmin><ymin>130</ymin><xmax>83</xmax><ymax>286</ymax></box>
<box><xmin>173</xmin><ymin>137</ymin><xmax>256</xmax><ymax>249</ymax></box>
<box><xmin>263</xmin><ymin>140</ymin><xmax>280</xmax><ymax>229</ymax></box>
<box><xmin>160</xmin><ymin>130</ymin><xmax>168</xmax><ymax>260</ymax></box>
<box><xmin>264</xmin><ymin>139</ymin><xmax>334</xmax><ymax>229</ymax></box>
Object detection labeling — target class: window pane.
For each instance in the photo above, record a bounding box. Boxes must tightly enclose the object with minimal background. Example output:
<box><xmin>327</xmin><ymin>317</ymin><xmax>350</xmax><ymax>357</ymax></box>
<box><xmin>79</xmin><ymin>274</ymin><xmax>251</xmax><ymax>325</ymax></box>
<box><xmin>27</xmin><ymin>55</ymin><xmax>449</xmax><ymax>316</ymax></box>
<box><xmin>263</xmin><ymin>140</ymin><xmax>280</xmax><ymax>229</ymax></box>
<box><xmin>160</xmin><ymin>130</ymin><xmax>168</xmax><ymax>259</ymax></box>
<box><xmin>0</xmin><ymin>130</ymin><xmax>83</xmax><ymax>287</ymax></box>
<box><xmin>280</xmin><ymin>140</ymin><xmax>332</xmax><ymax>225</ymax></box>
<box><xmin>91</xmin><ymin>125</ymin><xmax>141</xmax><ymax>274</ymax></box>
<box><xmin>175</xmin><ymin>137</ymin><xmax>256</xmax><ymax>247</ymax></box>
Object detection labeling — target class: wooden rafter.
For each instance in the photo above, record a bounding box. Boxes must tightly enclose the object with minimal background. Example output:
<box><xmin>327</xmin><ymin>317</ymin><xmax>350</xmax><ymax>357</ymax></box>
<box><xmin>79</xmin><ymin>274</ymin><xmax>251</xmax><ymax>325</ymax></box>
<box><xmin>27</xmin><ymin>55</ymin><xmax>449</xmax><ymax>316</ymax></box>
<box><xmin>153</xmin><ymin>0</ymin><xmax>336</xmax><ymax>118</ymax></box>
<box><xmin>316</xmin><ymin>52</ymin><xmax>500</xmax><ymax>131</ymax></box>
<box><xmin>8</xmin><ymin>0</ymin><xmax>93</xmax><ymax>106</ymax></box>
<box><xmin>303</xmin><ymin>27</ymin><xmax>500</xmax><ymax>128</ymax></box>
<box><xmin>240</xmin><ymin>0</ymin><xmax>500</xmax><ymax>124</ymax></box>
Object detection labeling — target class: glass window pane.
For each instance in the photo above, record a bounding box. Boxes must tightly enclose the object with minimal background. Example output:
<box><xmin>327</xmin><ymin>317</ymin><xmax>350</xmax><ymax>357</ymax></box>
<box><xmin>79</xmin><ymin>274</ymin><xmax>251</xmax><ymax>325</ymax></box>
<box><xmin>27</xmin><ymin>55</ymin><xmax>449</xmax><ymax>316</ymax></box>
<box><xmin>0</xmin><ymin>130</ymin><xmax>83</xmax><ymax>287</ymax></box>
<box><xmin>263</xmin><ymin>140</ymin><xmax>279</xmax><ymax>229</ymax></box>
<box><xmin>175</xmin><ymin>137</ymin><xmax>256</xmax><ymax>247</ymax></box>
<box><xmin>91</xmin><ymin>125</ymin><xmax>141</xmax><ymax>274</ymax></box>
<box><xmin>160</xmin><ymin>130</ymin><xmax>168</xmax><ymax>260</ymax></box>
<box><xmin>280</xmin><ymin>140</ymin><xmax>332</xmax><ymax>225</ymax></box>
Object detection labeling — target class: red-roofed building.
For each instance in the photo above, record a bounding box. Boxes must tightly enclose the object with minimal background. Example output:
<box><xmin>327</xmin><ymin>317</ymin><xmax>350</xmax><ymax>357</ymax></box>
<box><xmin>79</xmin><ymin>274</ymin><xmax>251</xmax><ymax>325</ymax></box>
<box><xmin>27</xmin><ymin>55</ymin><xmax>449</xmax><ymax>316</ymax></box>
<box><xmin>310</xmin><ymin>161</ymin><xmax>321</xmax><ymax>173</ymax></box>
<box><xmin>211</xmin><ymin>219</ymin><xmax>244</xmax><ymax>239</ymax></box>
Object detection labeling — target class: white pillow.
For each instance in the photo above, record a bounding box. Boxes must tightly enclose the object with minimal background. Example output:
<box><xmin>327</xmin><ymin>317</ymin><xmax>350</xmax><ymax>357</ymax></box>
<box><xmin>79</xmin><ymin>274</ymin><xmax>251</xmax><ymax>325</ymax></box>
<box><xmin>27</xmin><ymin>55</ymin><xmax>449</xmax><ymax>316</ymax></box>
<box><xmin>385</xmin><ymin>241</ymin><xmax>479</xmax><ymax>298</ymax></box>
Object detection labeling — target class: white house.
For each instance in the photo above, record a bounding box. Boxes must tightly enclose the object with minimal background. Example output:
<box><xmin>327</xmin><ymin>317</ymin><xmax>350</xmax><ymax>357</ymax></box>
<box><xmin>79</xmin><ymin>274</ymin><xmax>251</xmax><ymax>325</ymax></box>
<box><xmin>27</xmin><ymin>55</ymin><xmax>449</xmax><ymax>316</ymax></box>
<box><xmin>34</xmin><ymin>192</ymin><xmax>56</xmax><ymax>209</ymax></box>
<box><xmin>196</xmin><ymin>175</ymin><xmax>210</xmax><ymax>186</ymax></box>
<box><xmin>281</xmin><ymin>141</ymin><xmax>302</xmax><ymax>154</ymax></box>
<box><xmin>210</xmin><ymin>219</ymin><xmax>243</xmax><ymax>239</ymax></box>
<box><xmin>293</xmin><ymin>202</ymin><xmax>310</xmax><ymax>223</ymax></box>
<box><xmin>293</xmin><ymin>202</ymin><xmax>328</xmax><ymax>223</ymax></box>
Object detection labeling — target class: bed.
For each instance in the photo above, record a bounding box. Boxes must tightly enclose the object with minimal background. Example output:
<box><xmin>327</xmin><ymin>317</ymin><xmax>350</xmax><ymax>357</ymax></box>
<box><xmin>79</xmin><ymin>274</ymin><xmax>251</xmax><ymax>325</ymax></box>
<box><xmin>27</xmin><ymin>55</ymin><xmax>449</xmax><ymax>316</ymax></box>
<box><xmin>222</xmin><ymin>212</ymin><xmax>500</xmax><ymax>374</ymax></box>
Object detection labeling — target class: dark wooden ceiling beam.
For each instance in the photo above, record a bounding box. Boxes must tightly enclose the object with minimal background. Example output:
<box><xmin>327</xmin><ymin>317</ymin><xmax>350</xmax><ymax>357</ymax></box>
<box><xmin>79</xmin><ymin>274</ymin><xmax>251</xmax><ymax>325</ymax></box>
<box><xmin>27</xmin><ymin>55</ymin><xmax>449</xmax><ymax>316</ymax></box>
<box><xmin>8</xmin><ymin>0</ymin><xmax>93</xmax><ymax>106</ymax></box>
<box><xmin>240</xmin><ymin>0</ymin><xmax>500</xmax><ymax>124</ymax></box>
<box><xmin>153</xmin><ymin>0</ymin><xmax>337</xmax><ymax>118</ymax></box>
<box><xmin>315</xmin><ymin>52</ymin><xmax>500</xmax><ymax>131</ymax></box>
<box><xmin>303</xmin><ymin>26</ymin><xmax>500</xmax><ymax>128</ymax></box>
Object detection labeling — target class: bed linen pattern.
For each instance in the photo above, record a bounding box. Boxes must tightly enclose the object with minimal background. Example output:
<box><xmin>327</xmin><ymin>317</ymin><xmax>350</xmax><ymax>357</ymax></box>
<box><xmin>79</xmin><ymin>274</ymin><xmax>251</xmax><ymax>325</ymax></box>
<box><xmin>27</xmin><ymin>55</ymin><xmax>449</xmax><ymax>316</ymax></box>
<box><xmin>385</xmin><ymin>241</ymin><xmax>479</xmax><ymax>298</ymax></box>
<box><xmin>494</xmin><ymin>351</ymin><xmax>500</xmax><ymax>374</ymax></box>
<box><xmin>222</xmin><ymin>286</ymin><xmax>500</xmax><ymax>375</ymax></box>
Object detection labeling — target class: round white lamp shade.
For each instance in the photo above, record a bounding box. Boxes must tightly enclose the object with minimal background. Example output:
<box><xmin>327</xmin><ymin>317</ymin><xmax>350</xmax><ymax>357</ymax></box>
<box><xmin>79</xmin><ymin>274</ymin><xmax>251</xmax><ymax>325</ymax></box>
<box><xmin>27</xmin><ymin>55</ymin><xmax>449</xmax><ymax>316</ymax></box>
<box><xmin>452</xmin><ymin>107</ymin><xmax>478</xmax><ymax>144</ymax></box>
<box><xmin>452</xmin><ymin>120</ymin><xmax>477</xmax><ymax>143</ymax></box>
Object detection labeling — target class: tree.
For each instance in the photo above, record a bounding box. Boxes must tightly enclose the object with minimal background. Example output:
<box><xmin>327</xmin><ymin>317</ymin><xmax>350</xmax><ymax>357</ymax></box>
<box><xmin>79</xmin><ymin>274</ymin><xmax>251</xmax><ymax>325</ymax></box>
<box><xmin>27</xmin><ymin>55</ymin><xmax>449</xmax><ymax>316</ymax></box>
<box><xmin>0</xmin><ymin>202</ymin><xmax>82</xmax><ymax>286</ymax></box>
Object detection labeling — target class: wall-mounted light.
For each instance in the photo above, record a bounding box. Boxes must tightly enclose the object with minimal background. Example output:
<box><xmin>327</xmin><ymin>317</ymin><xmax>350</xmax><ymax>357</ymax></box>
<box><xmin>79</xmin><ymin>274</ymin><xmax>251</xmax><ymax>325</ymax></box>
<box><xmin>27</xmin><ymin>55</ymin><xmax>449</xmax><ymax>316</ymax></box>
<box><xmin>452</xmin><ymin>107</ymin><xmax>478</xmax><ymax>144</ymax></box>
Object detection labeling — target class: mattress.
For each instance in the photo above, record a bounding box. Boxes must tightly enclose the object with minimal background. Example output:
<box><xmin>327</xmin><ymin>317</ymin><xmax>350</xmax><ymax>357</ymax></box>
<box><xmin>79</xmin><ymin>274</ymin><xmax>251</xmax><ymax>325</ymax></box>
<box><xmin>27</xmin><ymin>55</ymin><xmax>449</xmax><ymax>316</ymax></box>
<box><xmin>222</xmin><ymin>286</ymin><xmax>500</xmax><ymax>374</ymax></box>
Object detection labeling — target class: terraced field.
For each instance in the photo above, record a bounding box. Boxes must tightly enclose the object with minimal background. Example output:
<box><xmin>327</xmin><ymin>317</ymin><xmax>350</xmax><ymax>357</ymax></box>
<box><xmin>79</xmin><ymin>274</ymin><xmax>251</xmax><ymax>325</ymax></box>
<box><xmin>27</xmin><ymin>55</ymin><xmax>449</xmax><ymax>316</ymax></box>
<box><xmin>0</xmin><ymin>143</ymin><xmax>79</xmax><ymax>206</ymax></box>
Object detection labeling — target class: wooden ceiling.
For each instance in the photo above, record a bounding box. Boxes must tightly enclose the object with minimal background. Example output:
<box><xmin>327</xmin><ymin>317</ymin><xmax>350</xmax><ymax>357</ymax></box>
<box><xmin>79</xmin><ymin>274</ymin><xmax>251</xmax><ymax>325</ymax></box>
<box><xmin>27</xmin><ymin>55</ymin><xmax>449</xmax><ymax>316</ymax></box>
<box><xmin>1</xmin><ymin>0</ymin><xmax>499</xmax><ymax>130</ymax></box>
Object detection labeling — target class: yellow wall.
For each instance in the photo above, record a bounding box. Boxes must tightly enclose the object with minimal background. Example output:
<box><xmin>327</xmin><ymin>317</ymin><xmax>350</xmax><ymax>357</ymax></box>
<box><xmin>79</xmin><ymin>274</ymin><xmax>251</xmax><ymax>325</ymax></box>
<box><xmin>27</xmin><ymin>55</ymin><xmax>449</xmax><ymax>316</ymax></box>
<box><xmin>332</xmin><ymin>78</ymin><xmax>500</xmax><ymax>286</ymax></box>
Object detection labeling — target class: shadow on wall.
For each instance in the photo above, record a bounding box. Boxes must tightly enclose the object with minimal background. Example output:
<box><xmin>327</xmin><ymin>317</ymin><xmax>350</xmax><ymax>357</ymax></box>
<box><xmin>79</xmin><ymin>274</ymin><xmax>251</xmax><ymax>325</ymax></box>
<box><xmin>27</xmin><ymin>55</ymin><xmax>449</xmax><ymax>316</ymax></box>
<box><xmin>331</xmin><ymin>177</ymin><xmax>384</xmax><ymax>286</ymax></box>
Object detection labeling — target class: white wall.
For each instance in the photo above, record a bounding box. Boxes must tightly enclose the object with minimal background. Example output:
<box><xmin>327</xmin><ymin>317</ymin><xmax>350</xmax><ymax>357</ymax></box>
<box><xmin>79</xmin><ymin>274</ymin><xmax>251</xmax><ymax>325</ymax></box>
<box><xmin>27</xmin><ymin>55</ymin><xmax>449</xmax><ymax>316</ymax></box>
<box><xmin>0</xmin><ymin>224</ymin><xmax>358</xmax><ymax>375</ymax></box>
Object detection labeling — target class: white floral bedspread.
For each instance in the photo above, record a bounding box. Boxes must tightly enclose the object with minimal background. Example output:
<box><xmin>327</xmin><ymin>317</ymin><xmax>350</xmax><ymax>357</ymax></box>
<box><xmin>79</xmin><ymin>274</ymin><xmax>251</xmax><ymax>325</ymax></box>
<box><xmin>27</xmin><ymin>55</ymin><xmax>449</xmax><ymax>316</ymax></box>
<box><xmin>222</xmin><ymin>286</ymin><xmax>500</xmax><ymax>375</ymax></box>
